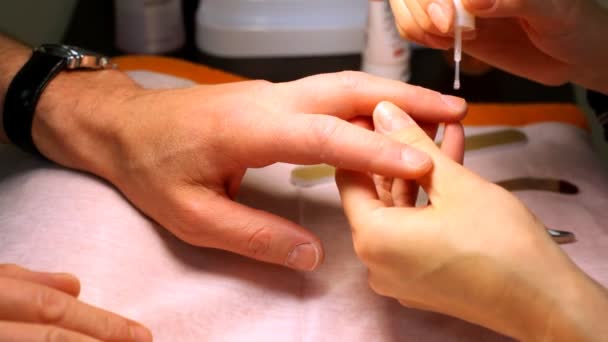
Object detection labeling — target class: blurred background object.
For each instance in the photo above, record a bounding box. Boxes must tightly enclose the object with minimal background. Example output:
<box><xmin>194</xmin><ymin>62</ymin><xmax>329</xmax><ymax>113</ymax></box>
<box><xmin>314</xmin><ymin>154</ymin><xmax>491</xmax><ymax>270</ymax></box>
<box><xmin>195</xmin><ymin>0</ymin><xmax>367</xmax><ymax>81</ymax></box>
<box><xmin>361</xmin><ymin>0</ymin><xmax>411</xmax><ymax>82</ymax></box>
<box><xmin>0</xmin><ymin>0</ymin><xmax>78</xmax><ymax>46</ymax></box>
<box><xmin>0</xmin><ymin>0</ymin><xmax>576</xmax><ymax>103</ymax></box>
<box><xmin>114</xmin><ymin>0</ymin><xmax>185</xmax><ymax>54</ymax></box>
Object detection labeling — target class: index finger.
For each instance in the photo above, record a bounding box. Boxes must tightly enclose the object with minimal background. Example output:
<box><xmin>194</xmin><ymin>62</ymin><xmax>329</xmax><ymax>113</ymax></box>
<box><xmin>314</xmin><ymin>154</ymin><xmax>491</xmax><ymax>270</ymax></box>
<box><xmin>0</xmin><ymin>278</ymin><xmax>152</xmax><ymax>342</ymax></box>
<box><xmin>259</xmin><ymin>114</ymin><xmax>433</xmax><ymax>179</ymax></box>
<box><xmin>277</xmin><ymin>71</ymin><xmax>467</xmax><ymax>123</ymax></box>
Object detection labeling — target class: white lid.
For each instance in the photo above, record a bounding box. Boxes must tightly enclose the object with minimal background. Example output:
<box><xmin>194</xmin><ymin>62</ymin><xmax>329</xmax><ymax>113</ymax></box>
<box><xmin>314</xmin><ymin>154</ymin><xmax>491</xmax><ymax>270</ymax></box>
<box><xmin>453</xmin><ymin>0</ymin><xmax>475</xmax><ymax>31</ymax></box>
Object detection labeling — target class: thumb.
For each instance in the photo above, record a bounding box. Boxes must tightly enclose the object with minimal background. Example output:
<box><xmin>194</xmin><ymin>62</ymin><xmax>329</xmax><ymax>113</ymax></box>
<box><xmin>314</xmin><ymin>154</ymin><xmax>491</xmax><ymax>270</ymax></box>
<box><xmin>373</xmin><ymin>102</ymin><xmax>467</xmax><ymax>204</ymax></box>
<box><xmin>169</xmin><ymin>190</ymin><xmax>324</xmax><ymax>271</ymax></box>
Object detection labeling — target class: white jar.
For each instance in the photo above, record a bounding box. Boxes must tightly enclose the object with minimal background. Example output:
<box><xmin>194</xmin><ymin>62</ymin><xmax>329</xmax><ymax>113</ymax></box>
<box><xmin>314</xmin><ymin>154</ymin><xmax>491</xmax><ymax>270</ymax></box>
<box><xmin>114</xmin><ymin>0</ymin><xmax>186</xmax><ymax>54</ymax></box>
<box><xmin>196</xmin><ymin>0</ymin><xmax>367</xmax><ymax>57</ymax></box>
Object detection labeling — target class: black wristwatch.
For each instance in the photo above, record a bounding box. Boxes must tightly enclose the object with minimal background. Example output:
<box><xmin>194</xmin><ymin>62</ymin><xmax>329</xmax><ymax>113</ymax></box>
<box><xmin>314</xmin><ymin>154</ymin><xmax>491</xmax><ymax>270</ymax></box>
<box><xmin>3</xmin><ymin>44</ymin><xmax>114</xmax><ymax>156</ymax></box>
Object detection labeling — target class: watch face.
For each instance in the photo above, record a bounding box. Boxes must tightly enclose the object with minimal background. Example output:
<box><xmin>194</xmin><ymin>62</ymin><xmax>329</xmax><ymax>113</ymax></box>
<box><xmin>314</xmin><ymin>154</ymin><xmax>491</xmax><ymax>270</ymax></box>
<box><xmin>35</xmin><ymin>44</ymin><xmax>112</xmax><ymax>70</ymax></box>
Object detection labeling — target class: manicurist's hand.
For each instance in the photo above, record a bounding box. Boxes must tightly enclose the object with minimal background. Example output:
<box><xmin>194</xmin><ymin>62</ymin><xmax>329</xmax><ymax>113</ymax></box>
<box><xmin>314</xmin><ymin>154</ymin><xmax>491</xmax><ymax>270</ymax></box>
<box><xmin>389</xmin><ymin>0</ymin><xmax>608</xmax><ymax>93</ymax></box>
<box><xmin>0</xmin><ymin>264</ymin><xmax>152</xmax><ymax>342</ymax></box>
<box><xmin>30</xmin><ymin>65</ymin><xmax>466</xmax><ymax>271</ymax></box>
<box><xmin>336</xmin><ymin>101</ymin><xmax>608</xmax><ymax>340</ymax></box>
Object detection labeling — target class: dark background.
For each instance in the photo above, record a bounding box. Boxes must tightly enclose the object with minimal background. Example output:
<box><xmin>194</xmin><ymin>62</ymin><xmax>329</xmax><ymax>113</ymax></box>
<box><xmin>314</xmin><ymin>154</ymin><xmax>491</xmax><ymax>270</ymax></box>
<box><xmin>62</xmin><ymin>0</ymin><xmax>575</xmax><ymax>104</ymax></box>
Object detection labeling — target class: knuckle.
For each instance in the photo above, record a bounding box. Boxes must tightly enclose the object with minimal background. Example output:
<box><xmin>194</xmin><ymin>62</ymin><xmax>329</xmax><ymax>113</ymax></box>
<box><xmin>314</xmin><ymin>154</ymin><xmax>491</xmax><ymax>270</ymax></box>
<box><xmin>252</xmin><ymin>80</ymin><xmax>276</xmax><ymax>98</ymax></box>
<box><xmin>336</xmin><ymin>70</ymin><xmax>366</xmax><ymax>91</ymax></box>
<box><xmin>245</xmin><ymin>226</ymin><xmax>273</xmax><ymax>258</ymax></box>
<box><xmin>37</xmin><ymin>289</ymin><xmax>69</xmax><ymax>325</ymax></box>
<box><xmin>171</xmin><ymin>195</ymin><xmax>213</xmax><ymax>240</ymax></box>
<box><xmin>44</xmin><ymin>327</ymin><xmax>73</xmax><ymax>342</ymax></box>
<box><xmin>307</xmin><ymin>116</ymin><xmax>342</xmax><ymax>159</ymax></box>
<box><xmin>247</xmin><ymin>79</ymin><xmax>273</xmax><ymax>91</ymax></box>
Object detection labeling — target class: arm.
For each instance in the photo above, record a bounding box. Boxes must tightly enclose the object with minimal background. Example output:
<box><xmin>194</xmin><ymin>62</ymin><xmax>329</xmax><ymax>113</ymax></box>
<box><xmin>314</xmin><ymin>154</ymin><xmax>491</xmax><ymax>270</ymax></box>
<box><xmin>0</xmin><ymin>33</ymin><xmax>469</xmax><ymax>271</ymax></box>
<box><xmin>0</xmin><ymin>34</ymin><xmax>140</xmax><ymax>177</ymax></box>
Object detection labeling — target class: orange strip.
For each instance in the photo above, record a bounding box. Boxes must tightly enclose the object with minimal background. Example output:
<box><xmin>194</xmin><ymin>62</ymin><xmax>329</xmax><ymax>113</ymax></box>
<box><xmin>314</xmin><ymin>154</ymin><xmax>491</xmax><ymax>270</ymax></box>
<box><xmin>114</xmin><ymin>55</ymin><xmax>588</xmax><ymax>129</ymax></box>
<box><xmin>464</xmin><ymin>103</ymin><xmax>588</xmax><ymax>130</ymax></box>
<box><xmin>114</xmin><ymin>55</ymin><xmax>246</xmax><ymax>84</ymax></box>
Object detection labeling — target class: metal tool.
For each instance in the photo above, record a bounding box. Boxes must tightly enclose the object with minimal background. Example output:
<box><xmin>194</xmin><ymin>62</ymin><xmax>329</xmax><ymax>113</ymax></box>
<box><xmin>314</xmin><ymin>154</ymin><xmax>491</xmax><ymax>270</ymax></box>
<box><xmin>547</xmin><ymin>229</ymin><xmax>577</xmax><ymax>244</ymax></box>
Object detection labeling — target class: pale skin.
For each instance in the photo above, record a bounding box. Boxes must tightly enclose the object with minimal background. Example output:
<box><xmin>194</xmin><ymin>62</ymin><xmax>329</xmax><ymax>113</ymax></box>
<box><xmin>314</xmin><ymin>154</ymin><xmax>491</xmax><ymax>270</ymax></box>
<box><xmin>337</xmin><ymin>102</ymin><xmax>608</xmax><ymax>341</ymax></box>
<box><xmin>389</xmin><ymin>0</ymin><xmax>608</xmax><ymax>94</ymax></box>
<box><xmin>0</xmin><ymin>264</ymin><xmax>152</xmax><ymax>341</ymax></box>
<box><xmin>0</xmin><ymin>33</ymin><xmax>467</xmax><ymax>340</ymax></box>
<box><xmin>343</xmin><ymin>1</ymin><xmax>608</xmax><ymax>338</ymax></box>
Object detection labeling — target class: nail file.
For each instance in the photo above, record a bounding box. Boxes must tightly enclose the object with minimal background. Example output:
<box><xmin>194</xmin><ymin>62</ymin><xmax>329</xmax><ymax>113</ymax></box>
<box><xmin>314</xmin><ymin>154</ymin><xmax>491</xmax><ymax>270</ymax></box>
<box><xmin>459</xmin><ymin>129</ymin><xmax>527</xmax><ymax>152</ymax></box>
<box><xmin>291</xmin><ymin>129</ymin><xmax>528</xmax><ymax>187</ymax></box>
<box><xmin>290</xmin><ymin>164</ymin><xmax>336</xmax><ymax>188</ymax></box>
<box><xmin>496</xmin><ymin>178</ymin><xmax>579</xmax><ymax>195</ymax></box>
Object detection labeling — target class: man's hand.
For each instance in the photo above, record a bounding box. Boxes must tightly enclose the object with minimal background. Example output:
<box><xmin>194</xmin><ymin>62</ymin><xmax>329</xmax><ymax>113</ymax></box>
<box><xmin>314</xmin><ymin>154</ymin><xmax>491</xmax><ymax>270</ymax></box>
<box><xmin>0</xmin><ymin>264</ymin><xmax>152</xmax><ymax>341</ymax></box>
<box><xmin>389</xmin><ymin>0</ymin><xmax>608</xmax><ymax>93</ymax></box>
<box><xmin>31</xmin><ymin>69</ymin><xmax>466</xmax><ymax>271</ymax></box>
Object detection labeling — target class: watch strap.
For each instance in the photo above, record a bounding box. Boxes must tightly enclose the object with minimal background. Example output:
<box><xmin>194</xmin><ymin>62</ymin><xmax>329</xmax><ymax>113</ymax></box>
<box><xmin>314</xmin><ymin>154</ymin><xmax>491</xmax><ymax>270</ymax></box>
<box><xmin>3</xmin><ymin>50</ymin><xmax>66</xmax><ymax>156</ymax></box>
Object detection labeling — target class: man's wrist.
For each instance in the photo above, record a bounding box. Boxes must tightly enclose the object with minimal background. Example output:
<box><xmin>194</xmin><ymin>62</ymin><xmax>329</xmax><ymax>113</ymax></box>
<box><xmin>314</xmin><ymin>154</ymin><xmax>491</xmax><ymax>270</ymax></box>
<box><xmin>32</xmin><ymin>66</ymin><xmax>141</xmax><ymax>178</ymax></box>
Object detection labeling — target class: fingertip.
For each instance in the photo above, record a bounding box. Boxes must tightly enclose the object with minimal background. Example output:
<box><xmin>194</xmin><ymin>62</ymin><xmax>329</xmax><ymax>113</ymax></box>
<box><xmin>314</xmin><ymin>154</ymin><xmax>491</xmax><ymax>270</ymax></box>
<box><xmin>53</xmin><ymin>273</ymin><xmax>81</xmax><ymax>297</ymax></box>
<box><xmin>462</xmin><ymin>0</ymin><xmax>496</xmax><ymax>12</ymax></box>
<box><xmin>401</xmin><ymin>146</ymin><xmax>433</xmax><ymax>176</ymax></box>
<box><xmin>286</xmin><ymin>242</ymin><xmax>324</xmax><ymax>271</ymax></box>
<box><xmin>441</xmin><ymin>121</ymin><xmax>466</xmax><ymax>165</ymax></box>
<box><xmin>440</xmin><ymin>95</ymin><xmax>468</xmax><ymax>119</ymax></box>
<box><xmin>130</xmin><ymin>324</ymin><xmax>153</xmax><ymax>342</ymax></box>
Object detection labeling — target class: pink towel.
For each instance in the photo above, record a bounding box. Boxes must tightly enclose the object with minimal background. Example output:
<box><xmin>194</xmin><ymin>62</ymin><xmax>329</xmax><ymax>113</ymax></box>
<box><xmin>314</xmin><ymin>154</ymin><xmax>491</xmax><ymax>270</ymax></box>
<box><xmin>0</xmin><ymin>71</ymin><xmax>605</xmax><ymax>341</ymax></box>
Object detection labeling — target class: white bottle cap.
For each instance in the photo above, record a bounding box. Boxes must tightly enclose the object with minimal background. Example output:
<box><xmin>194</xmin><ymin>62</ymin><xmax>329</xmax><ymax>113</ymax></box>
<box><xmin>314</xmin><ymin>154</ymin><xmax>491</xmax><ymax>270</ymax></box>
<box><xmin>453</xmin><ymin>0</ymin><xmax>475</xmax><ymax>31</ymax></box>
<box><xmin>452</xmin><ymin>0</ymin><xmax>475</xmax><ymax>89</ymax></box>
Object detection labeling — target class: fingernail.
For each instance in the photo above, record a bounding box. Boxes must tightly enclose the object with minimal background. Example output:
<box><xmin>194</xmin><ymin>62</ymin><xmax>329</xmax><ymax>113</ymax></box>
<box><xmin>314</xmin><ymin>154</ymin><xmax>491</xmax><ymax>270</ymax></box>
<box><xmin>376</xmin><ymin>103</ymin><xmax>414</xmax><ymax>133</ymax></box>
<box><xmin>427</xmin><ymin>2</ymin><xmax>450</xmax><ymax>34</ymax></box>
<box><xmin>51</xmin><ymin>272</ymin><xmax>77</xmax><ymax>281</ymax></box>
<box><xmin>286</xmin><ymin>243</ymin><xmax>320</xmax><ymax>271</ymax></box>
<box><xmin>130</xmin><ymin>325</ymin><xmax>153</xmax><ymax>342</ymax></box>
<box><xmin>440</xmin><ymin>95</ymin><xmax>467</xmax><ymax>111</ymax></box>
<box><xmin>464</xmin><ymin>0</ymin><xmax>495</xmax><ymax>10</ymax></box>
<box><xmin>401</xmin><ymin>147</ymin><xmax>432</xmax><ymax>170</ymax></box>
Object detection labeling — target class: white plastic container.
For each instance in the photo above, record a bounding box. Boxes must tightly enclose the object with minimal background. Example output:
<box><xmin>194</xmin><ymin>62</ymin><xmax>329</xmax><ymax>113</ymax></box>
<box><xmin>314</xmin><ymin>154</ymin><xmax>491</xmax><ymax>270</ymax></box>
<box><xmin>196</xmin><ymin>0</ymin><xmax>367</xmax><ymax>58</ymax></box>
<box><xmin>361</xmin><ymin>0</ymin><xmax>410</xmax><ymax>81</ymax></box>
<box><xmin>114</xmin><ymin>0</ymin><xmax>186</xmax><ymax>54</ymax></box>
